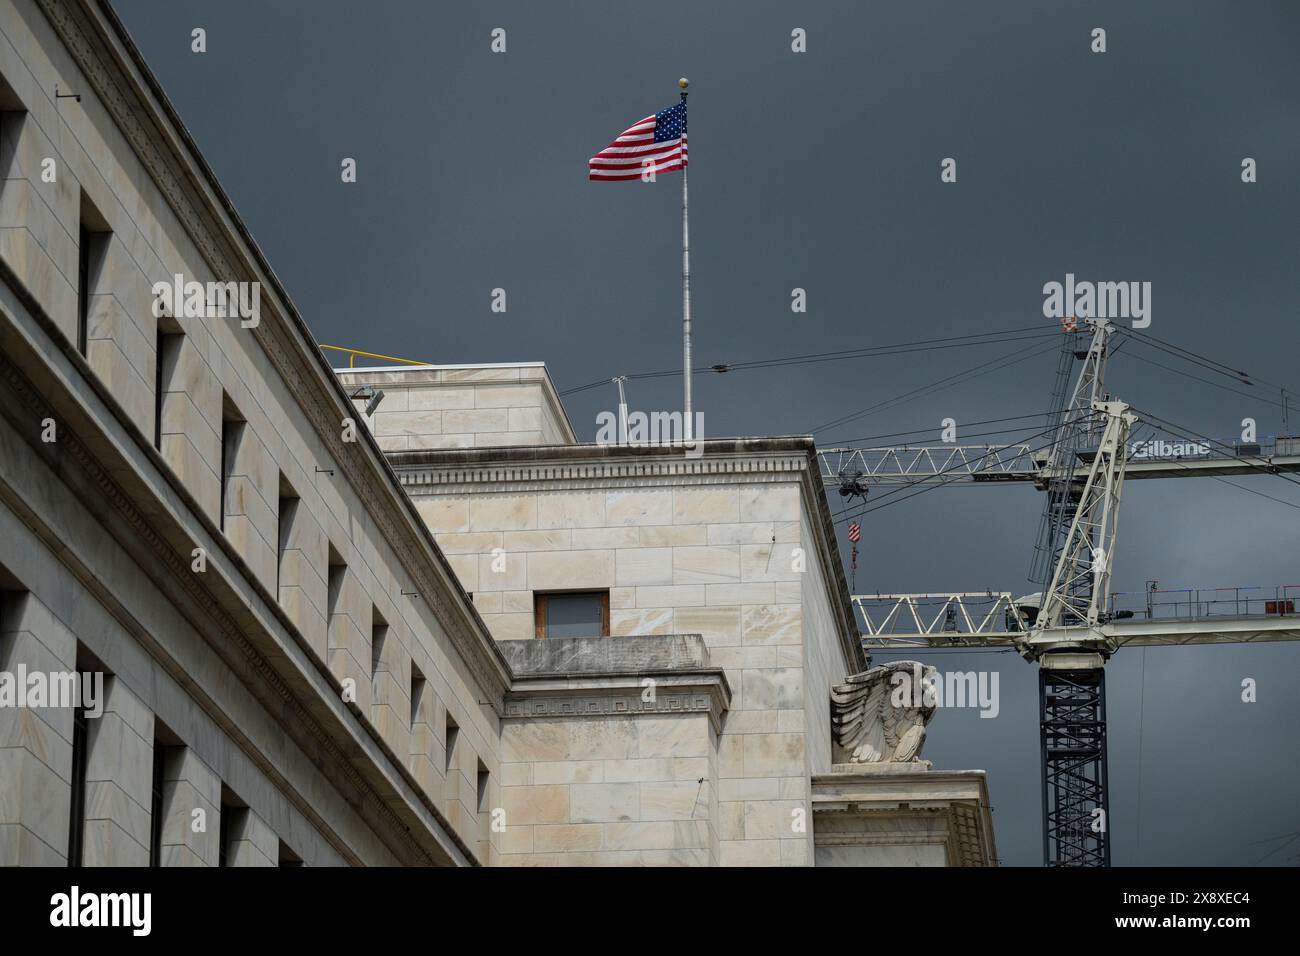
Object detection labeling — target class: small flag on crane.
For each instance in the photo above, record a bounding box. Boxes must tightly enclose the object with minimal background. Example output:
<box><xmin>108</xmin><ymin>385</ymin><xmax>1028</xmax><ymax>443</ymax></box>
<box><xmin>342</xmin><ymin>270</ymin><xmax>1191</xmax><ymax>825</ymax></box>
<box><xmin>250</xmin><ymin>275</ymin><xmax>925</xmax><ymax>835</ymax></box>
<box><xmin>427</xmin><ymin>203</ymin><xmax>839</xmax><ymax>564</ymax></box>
<box><xmin>848</xmin><ymin>523</ymin><xmax>860</xmax><ymax>543</ymax></box>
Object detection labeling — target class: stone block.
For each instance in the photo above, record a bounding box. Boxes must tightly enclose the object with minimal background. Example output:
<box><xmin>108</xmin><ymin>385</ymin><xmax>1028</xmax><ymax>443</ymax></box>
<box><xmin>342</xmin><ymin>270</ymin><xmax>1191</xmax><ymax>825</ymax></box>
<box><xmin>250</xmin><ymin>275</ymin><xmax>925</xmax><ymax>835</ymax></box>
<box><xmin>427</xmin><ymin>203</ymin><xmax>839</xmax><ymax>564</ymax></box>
<box><xmin>569</xmin><ymin>783</ymin><xmax>638</xmax><ymax>823</ymax></box>
<box><xmin>672</xmin><ymin>546</ymin><xmax>741</xmax><ymax>584</ymax></box>
<box><xmin>500</xmin><ymin>785</ymin><xmax>569</xmax><ymax>826</ymax></box>
<box><xmin>605</xmin><ymin>490</ymin><xmax>672</xmax><ymax>527</ymax></box>
<box><xmin>615</xmin><ymin>547</ymin><xmax>673</xmax><ymax>586</ymax></box>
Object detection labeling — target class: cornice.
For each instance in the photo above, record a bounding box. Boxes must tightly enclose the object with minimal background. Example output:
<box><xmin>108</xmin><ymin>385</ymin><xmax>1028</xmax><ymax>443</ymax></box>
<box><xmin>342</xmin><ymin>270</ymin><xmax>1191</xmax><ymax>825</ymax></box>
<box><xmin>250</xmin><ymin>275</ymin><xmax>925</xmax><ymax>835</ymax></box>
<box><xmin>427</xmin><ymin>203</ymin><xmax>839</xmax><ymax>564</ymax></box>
<box><xmin>396</xmin><ymin>446</ymin><xmax>812</xmax><ymax>494</ymax></box>
<box><xmin>506</xmin><ymin>671</ymin><xmax>731</xmax><ymax>735</ymax></box>
<box><xmin>36</xmin><ymin>0</ymin><xmax>510</xmax><ymax>703</ymax></box>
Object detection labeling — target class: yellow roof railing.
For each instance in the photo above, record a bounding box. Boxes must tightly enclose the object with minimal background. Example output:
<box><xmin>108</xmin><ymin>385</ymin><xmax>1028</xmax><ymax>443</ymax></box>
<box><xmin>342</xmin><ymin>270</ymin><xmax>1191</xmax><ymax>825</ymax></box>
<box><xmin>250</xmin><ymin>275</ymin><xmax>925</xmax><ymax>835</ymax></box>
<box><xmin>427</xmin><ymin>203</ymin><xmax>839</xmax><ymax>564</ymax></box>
<box><xmin>320</xmin><ymin>344</ymin><xmax>432</xmax><ymax>369</ymax></box>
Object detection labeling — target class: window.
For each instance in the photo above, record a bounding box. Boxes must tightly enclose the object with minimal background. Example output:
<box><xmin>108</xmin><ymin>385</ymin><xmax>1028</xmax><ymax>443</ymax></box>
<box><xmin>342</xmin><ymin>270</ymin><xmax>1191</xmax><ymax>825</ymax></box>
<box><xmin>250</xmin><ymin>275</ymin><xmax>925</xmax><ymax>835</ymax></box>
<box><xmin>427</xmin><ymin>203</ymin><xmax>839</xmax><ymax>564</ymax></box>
<box><xmin>64</xmin><ymin>641</ymin><xmax>103</xmax><ymax>868</ymax></box>
<box><xmin>278</xmin><ymin>840</ymin><xmax>303</xmax><ymax>867</ymax></box>
<box><xmin>148</xmin><ymin>722</ymin><xmax>182</xmax><ymax>868</ymax></box>
<box><xmin>218</xmin><ymin>809</ymin><xmax>231</xmax><ymax>867</ymax></box>
<box><xmin>218</xmin><ymin>786</ymin><xmax>245</xmax><ymax>868</ymax></box>
<box><xmin>154</xmin><ymin>327</ymin><xmax>183</xmax><ymax>451</ymax></box>
<box><xmin>77</xmin><ymin>194</ymin><xmax>110</xmax><ymax>357</ymax></box>
<box><xmin>533</xmin><ymin>591</ymin><xmax>610</xmax><ymax>639</ymax></box>
<box><xmin>219</xmin><ymin>395</ymin><xmax>245</xmax><ymax>533</ymax></box>
<box><xmin>148</xmin><ymin>745</ymin><xmax>166</xmax><ymax>867</ymax></box>
<box><xmin>276</xmin><ymin>474</ymin><xmax>299</xmax><ymax>593</ymax></box>
<box><xmin>476</xmin><ymin>759</ymin><xmax>490</xmax><ymax>814</ymax></box>
<box><xmin>444</xmin><ymin>714</ymin><xmax>459</xmax><ymax>773</ymax></box>
<box><xmin>370</xmin><ymin>605</ymin><xmax>387</xmax><ymax>680</ymax></box>
<box><xmin>67</xmin><ymin>697</ymin><xmax>88</xmax><ymax>867</ymax></box>
<box><xmin>410</xmin><ymin>662</ymin><xmax>425</xmax><ymax>727</ymax></box>
<box><xmin>326</xmin><ymin>544</ymin><xmax>346</xmax><ymax>618</ymax></box>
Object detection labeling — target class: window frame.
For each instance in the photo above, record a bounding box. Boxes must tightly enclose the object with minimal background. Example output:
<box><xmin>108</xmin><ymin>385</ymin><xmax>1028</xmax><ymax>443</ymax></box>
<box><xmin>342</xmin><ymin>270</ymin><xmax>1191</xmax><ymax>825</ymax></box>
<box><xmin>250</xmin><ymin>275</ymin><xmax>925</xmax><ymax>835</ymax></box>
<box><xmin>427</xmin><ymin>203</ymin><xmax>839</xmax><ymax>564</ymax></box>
<box><xmin>533</xmin><ymin>590</ymin><xmax>610</xmax><ymax>639</ymax></box>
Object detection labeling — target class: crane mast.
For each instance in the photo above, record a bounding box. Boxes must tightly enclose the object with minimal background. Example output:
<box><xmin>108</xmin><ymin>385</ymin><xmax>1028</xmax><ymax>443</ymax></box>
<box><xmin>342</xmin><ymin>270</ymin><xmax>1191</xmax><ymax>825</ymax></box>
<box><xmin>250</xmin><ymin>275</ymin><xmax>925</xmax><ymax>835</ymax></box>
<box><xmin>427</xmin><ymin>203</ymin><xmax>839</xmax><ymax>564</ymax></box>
<box><xmin>1029</xmin><ymin>320</ymin><xmax>1115</xmax><ymax>596</ymax></box>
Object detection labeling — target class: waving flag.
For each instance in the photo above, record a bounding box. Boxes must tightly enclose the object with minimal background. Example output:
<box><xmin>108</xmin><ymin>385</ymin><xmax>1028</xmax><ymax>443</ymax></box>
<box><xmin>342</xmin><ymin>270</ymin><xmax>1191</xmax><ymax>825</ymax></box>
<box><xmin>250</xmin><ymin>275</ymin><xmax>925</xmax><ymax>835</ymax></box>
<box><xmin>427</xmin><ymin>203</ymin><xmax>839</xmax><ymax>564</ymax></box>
<box><xmin>588</xmin><ymin>101</ymin><xmax>688</xmax><ymax>181</ymax></box>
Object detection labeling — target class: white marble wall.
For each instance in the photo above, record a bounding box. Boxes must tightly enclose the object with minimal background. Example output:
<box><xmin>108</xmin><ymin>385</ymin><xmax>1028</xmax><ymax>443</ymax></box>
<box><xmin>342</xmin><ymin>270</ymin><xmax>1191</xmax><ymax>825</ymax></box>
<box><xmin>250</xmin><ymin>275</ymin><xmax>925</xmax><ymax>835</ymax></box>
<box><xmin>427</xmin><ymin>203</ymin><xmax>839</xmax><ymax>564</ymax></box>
<box><xmin>499</xmin><ymin>714</ymin><xmax>717</xmax><ymax>865</ymax></box>
<box><xmin>410</xmin><ymin>467</ymin><xmax>858</xmax><ymax>866</ymax></box>
<box><xmin>336</xmin><ymin>365</ymin><xmax>575</xmax><ymax>452</ymax></box>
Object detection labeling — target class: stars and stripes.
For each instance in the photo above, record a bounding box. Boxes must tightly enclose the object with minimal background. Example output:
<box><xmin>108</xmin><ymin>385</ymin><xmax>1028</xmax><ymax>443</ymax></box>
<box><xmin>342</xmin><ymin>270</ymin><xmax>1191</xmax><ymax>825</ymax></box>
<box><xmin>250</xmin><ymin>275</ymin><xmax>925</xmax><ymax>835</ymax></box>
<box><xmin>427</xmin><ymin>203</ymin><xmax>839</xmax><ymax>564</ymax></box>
<box><xmin>588</xmin><ymin>101</ymin><xmax>688</xmax><ymax>181</ymax></box>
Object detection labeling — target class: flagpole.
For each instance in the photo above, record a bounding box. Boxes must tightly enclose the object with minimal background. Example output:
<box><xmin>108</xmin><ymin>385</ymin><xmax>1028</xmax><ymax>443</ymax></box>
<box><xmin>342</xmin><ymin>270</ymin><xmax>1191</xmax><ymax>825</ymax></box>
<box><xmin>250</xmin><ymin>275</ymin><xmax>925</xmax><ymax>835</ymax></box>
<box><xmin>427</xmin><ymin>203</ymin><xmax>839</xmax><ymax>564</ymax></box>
<box><xmin>679</xmin><ymin>77</ymin><xmax>692</xmax><ymax>441</ymax></box>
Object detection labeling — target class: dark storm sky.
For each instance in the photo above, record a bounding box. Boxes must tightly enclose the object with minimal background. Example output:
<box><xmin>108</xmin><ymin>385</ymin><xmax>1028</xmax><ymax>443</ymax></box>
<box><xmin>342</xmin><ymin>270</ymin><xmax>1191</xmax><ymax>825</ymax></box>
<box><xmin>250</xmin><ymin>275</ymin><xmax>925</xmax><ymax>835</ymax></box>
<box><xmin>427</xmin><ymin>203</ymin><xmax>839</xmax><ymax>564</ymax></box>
<box><xmin>109</xmin><ymin>0</ymin><xmax>1300</xmax><ymax>866</ymax></box>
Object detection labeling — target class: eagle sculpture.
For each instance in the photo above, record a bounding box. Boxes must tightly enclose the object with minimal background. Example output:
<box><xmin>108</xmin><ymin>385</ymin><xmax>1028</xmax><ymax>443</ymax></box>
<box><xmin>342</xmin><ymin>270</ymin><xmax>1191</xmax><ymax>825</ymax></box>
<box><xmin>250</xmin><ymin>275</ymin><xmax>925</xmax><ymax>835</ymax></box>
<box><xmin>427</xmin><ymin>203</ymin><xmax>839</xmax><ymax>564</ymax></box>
<box><xmin>831</xmin><ymin>661</ymin><xmax>938</xmax><ymax>764</ymax></box>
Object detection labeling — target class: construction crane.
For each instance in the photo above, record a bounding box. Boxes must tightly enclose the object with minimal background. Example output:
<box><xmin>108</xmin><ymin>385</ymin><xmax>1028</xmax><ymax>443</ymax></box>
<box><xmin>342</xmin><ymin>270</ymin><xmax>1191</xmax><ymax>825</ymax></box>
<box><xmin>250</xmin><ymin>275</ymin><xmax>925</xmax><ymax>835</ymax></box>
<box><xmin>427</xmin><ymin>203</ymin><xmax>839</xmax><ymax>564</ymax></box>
<box><xmin>819</xmin><ymin>321</ymin><xmax>1300</xmax><ymax>867</ymax></box>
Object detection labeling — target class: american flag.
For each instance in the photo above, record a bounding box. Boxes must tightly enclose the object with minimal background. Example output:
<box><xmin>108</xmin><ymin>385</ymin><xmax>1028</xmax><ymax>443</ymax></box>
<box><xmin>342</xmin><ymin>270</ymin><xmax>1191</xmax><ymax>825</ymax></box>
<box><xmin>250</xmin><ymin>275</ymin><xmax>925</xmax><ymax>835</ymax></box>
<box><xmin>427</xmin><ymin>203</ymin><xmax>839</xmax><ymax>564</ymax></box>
<box><xmin>588</xmin><ymin>101</ymin><xmax>688</xmax><ymax>181</ymax></box>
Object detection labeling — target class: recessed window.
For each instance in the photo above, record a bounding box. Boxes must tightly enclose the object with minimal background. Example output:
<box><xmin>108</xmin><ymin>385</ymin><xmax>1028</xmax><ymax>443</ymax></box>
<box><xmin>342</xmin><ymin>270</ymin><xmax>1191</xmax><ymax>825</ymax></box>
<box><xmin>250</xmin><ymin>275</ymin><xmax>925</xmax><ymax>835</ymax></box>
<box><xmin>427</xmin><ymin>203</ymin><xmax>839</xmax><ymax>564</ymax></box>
<box><xmin>534</xmin><ymin>591</ymin><xmax>610</xmax><ymax>639</ymax></box>
<box><xmin>276</xmin><ymin>474</ymin><xmax>299</xmax><ymax>593</ymax></box>
<box><xmin>154</xmin><ymin>327</ymin><xmax>182</xmax><ymax>451</ymax></box>
<box><xmin>410</xmin><ymin>662</ymin><xmax>425</xmax><ymax>727</ymax></box>
<box><xmin>67</xmin><ymin>694</ymin><xmax>88</xmax><ymax>867</ymax></box>
<box><xmin>218</xmin><ymin>787</ymin><xmax>241</xmax><ymax>868</ymax></box>
<box><xmin>77</xmin><ymin>193</ymin><xmax>111</xmax><ymax>358</ymax></box>
<box><xmin>219</xmin><ymin>394</ymin><xmax>245</xmax><ymax>533</ymax></box>
<box><xmin>148</xmin><ymin>721</ymin><xmax>182</xmax><ymax>868</ymax></box>
<box><xmin>370</xmin><ymin>605</ymin><xmax>387</xmax><ymax>680</ymax></box>
<box><xmin>64</xmin><ymin>641</ymin><xmax>103</xmax><ymax>868</ymax></box>
<box><xmin>477</xmin><ymin>759</ymin><xmax>490</xmax><ymax>813</ymax></box>
<box><xmin>327</xmin><ymin>544</ymin><xmax>346</xmax><ymax>619</ymax></box>
<box><xmin>278</xmin><ymin>840</ymin><xmax>303</xmax><ymax>867</ymax></box>
<box><xmin>444</xmin><ymin>714</ymin><xmax>459</xmax><ymax>773</ymax></box>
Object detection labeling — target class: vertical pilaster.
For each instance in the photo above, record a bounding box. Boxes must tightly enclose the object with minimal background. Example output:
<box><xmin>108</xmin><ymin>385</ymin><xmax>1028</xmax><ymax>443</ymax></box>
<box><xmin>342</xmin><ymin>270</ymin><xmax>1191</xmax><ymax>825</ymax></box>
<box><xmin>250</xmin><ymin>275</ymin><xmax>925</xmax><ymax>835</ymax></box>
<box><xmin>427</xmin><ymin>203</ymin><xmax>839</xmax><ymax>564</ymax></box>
<box><xmin>159</xmin><ymin>747</ymin><xmax>221</xmax><ymax>866</ymax></box>
<box><xmin>0</xmin><ymin>591</ymin><xmax>76</xmax><ymax>865</ymax></box>
<box><xmin>82</xmin><ymin>675</ymin><xmax>153</xmax><ymax>866</ymax></box>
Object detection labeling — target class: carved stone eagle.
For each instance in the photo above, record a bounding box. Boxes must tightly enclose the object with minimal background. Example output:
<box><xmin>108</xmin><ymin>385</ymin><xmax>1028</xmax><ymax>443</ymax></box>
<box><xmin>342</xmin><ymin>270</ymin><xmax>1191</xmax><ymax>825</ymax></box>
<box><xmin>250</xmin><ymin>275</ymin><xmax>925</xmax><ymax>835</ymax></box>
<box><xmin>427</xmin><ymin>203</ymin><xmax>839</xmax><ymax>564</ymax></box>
<box><xmin>831</xmin><ymin>661</ymin><xmax>938</xmax><ymax>764</ymax></box>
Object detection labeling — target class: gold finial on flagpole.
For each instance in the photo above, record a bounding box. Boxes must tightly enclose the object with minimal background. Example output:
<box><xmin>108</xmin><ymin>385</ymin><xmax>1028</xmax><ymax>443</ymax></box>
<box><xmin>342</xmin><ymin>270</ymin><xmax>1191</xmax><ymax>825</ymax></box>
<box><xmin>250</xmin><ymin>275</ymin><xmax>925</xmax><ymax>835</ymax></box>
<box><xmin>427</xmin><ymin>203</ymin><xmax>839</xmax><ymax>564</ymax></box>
<box><xmin>678</xmin><ymin>77</ymin><xmax>689</xmax><ymax>90</ymax></box>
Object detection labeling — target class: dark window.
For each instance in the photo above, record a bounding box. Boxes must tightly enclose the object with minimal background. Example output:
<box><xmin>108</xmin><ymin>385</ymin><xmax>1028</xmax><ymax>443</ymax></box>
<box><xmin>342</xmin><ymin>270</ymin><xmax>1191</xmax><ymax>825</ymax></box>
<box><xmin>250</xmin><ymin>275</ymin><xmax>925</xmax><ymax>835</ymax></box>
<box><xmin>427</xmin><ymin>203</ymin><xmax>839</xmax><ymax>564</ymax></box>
<box><xmin>276</xmin><ymin>475</ymin><xmax>299</xmax><ymax>594</ymax></box>
<box><xmin>63</xmin><ymin>640</ymin><xmax>104</xmax><ymax>869</ymax></box>
<box><xmin>154</xmin><ymin>329</ymin><xmax>182</xmax><ymax>450</ymax></box>
<box><xmin>534</xmin><ymin>591</ymin><xmax>610</xmax><ymax>639</ymax></box>
<box><xmin>219</xmin><ymin>395</ymin><xmax>244</xmax><ymax>533</ymax></box>
<box><xmin>77</xmin><ymin>194</ymin><xmax>110</xmax><ymax>358</ymax></box>
<box><xmin>77</xmin><ymin>224</ymin><xmax>90</xmax><ymax>355</ymax></box>
<box><xmin>327</xmin><ymin>545</ymin><xmax>346</xmax><ymax>620</ymax></box>
<box><xmin>148</xmin><ymin>722</ymin><xmax>182</xmax><ymax>868</ymax></box>
<box><xmin>410</xmin><ymin>662</ymin><xmax>425</xmax><ymax>727</ymax></box>
<box><xmin>444</xmin><ymin>714</ymin><xmax>459</xmax><ymax>773</ymax></box>
<box><xmin>476</xmin><ymin>759</ymin><xmax>490</xmax><ymax>813</ymax></box>
<box><xmin>278</xmin><ymin>840</ymin><xmax>303</xmax><ymax>867</ymax></box>
<box><xmin>67</xmin><ymin>699</ymin><xmax>88</xmax><ymax>867</ymax></box>
<box><xmin>148</xmin><ymin>744</ymin><xmax>166</xmax><ymax>867</ymax></box>
<box><xmin>370</xmin><ymin>605</ymin><xmax>387</xmax><ymax>680</ymax></box>
<box><xmin>218</xmin><ymin>786</ymin><xmax>244</xmax><ymax>868</ymax></box>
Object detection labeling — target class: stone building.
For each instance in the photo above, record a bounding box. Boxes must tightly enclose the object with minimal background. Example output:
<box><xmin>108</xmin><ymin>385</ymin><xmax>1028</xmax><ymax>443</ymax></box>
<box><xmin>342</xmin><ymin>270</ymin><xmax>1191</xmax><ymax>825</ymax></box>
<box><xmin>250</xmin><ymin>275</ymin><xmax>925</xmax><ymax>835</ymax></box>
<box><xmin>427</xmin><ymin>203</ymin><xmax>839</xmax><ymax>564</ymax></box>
<box><xmin>0</xmin><ymin>0</ymin><xmax>994</xmax><ymax>866</ymax></box>
<box><xmin>335</xmin><ymin>363</ymin><xmax>997</xmax><ymax>866</ymax></box>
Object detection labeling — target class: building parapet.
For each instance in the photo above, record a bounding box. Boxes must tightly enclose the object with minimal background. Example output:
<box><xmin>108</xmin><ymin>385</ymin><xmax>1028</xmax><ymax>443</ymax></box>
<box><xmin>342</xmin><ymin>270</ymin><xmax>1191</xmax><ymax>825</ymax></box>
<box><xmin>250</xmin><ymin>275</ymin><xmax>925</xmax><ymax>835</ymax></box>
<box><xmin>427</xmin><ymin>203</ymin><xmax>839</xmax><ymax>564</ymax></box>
<box><xmin>501</xmin><ymin>634</ymin><xmax>730</xmax><ymax>734</ymax></box>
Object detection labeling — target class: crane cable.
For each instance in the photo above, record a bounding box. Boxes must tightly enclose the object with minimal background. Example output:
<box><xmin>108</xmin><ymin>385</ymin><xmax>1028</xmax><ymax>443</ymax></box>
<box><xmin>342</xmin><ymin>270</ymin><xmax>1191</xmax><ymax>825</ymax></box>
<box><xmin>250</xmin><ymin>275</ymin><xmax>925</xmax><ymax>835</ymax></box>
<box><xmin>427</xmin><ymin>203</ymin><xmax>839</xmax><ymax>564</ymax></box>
<box><xmin>811</xmin><ymin>338</ymin><xmax>1062</xmax><ymax>434</ymax></box>
<box><xmin>557</xmin><ymin>324</ymin><xmax>1061</xmax><ymax>398</ymax></box>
